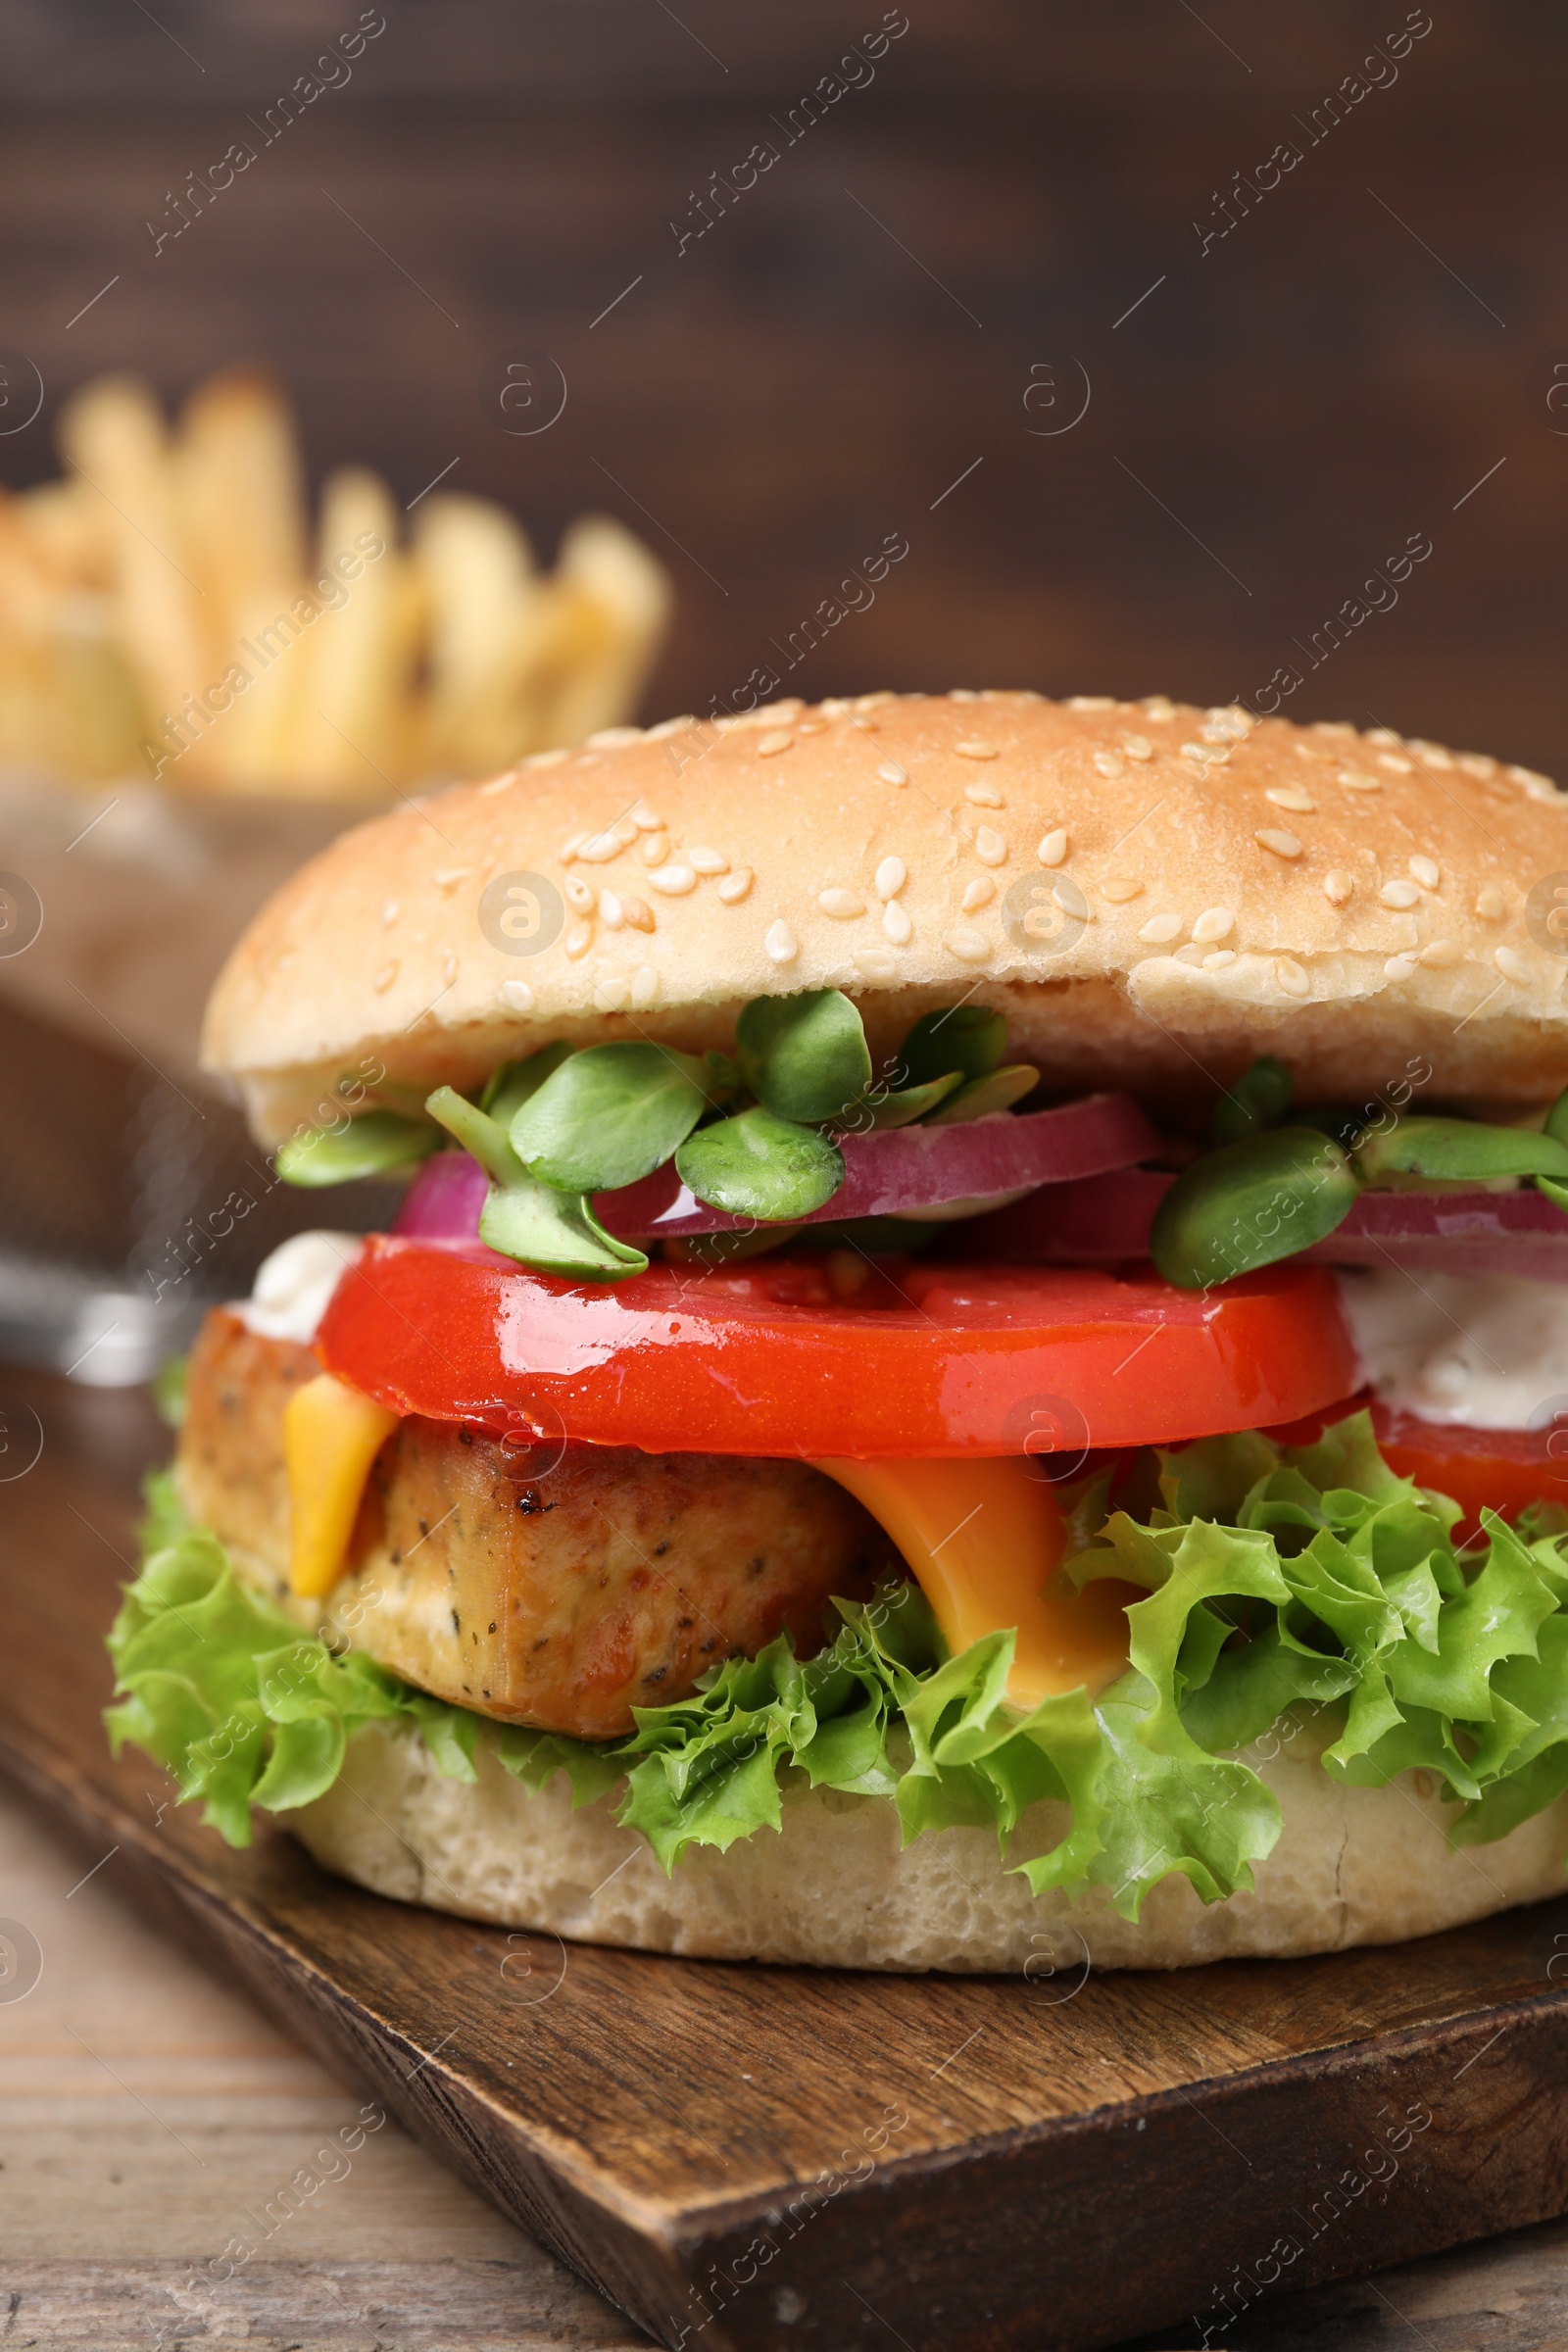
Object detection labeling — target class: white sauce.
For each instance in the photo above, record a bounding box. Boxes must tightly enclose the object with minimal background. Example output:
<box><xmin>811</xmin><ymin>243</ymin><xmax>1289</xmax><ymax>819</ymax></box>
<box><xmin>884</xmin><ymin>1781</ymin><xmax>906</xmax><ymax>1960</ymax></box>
<box><xmin>235</xmin><ymin>1231</ymin><xmax>366</xmax><ymax>1346</ymax></box>
<box><xmin>1337</xmin><ymin>1267</ymin><xmax>1568</xmax><ymax>1430</ymax></box>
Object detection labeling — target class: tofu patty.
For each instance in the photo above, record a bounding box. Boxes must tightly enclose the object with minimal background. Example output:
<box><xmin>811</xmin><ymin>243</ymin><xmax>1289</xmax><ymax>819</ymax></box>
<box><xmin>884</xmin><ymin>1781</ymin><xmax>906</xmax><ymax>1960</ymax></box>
<box><xmin>177</xmin><ymin>1307</ymin><xmax>893</xmax><ymax>1739</ymax></box>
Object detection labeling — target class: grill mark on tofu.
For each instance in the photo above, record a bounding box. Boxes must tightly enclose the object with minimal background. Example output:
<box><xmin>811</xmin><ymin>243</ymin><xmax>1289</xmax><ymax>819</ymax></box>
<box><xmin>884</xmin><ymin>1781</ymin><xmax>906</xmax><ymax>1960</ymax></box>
<box><xmin>177</xmin><ymin>1306</ymin><xmax>895</xmax><ymax>1740</ymax></box>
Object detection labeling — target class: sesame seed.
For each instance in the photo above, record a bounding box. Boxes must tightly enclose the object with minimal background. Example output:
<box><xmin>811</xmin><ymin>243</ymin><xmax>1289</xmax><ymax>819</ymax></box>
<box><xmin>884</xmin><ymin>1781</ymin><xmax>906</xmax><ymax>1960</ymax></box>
<box><xmin>1339</xmin><ymin>769</ymin><xmax>1381</xmax><ymax>793</ymax></box>
<box><xmin>1193</xmin><ymin>906</ymin><xmax>1235</xmax><ymax>943</ymax></box>
<box><xmin>1408</xmin><ymin>856</ymin><xmax>1440</xmax><ymax>890</ymax></box>
<box><xmin>433</xmin><ymin>867</ymin><xmax>471</xmax><ymax>891</ymax></box>
<box><xmin>526</xmin><ymin>748</ymin><xmax>570</xmax><ymax>769</ymax></box>
<box><xmin>594</xmin><ymin>976</ymin><xmax>630</xmax><ymax>1010</ymax></box>
<box><xmin>1038</xmin><ymin>828</ymin><xmax>1068</xmax><ymax>867</ymax></box>
<box><xmin>944</xmin><ymin>927</ymin><xmax>992</xmax><ymax>963</ymax></box>
<box><xmin>380</xmin><ymin>898</ymin><xmax>400</xmax><ymax>926</ymax></box>
<box><xmin>565</xmin><ymin>920</ymin><xmax>593</xmax><ymax>958</ymax></box>
<box><xmin>1276</xmin><ymin>957</ymin><xmax>1310</xmax><ymax>998</ymax></box>
<box><xmin>1379</xmin><ymin>879</ymin><xmax>1421</xmax><ymax>909</ymax></box>
<box><xmin>1265</xmin><ymin>785</ymin><xmax>1316</xmax><ymax>813</ymax></box>
<box><xmin>688</xmin><ymin>846</ymin><xmax>729</xmax><ymax>874</ymax></box>
<box><xmin>1509</xmin><ymin>763</ymin><xmax>1558</xmax><ymax>796</ymax></box>
<box><xmin>854</xmin><ymin>948</ymin><xmax>898</xmax><ymax>981</ymax></box>
<box><xmin>1100</xmin><ymin>875</ymin><xmax>1144</xmax><ymax>903</ymax></box>
<box><xmin>964</xmin><ymin>781</ymin><xmax>1004</xmax><ymax>806</ymax></box>
<box><xmin>587</xmin><ymin>725</ymin><xmax>643</xmax><ymax>748</ymax></box>
<box><xmin>478</xmin><ymin>771</ymin><xmax>516</xmax><ymax>798</ymax></box>
<box><xmin>640</xmin><ymin>834</ymin><xmax>670</xmax><ymax>866</ymax></box>
<box><xmin>960</xmin><ymin>878</ymin><xmax>995</xmax><ymax>913</ymax></box>
<box><xmin>1384</xmin><ymin>954</ymin><xmax>1419</xmax><ymax>981</ymax></box>
<box><xmin>875</xmin><ymin>857</ymin><xmax>906</xmax><ymax>900</ymax></box>
<box><xmin>758</xmin><ymin>729</ymin><xmax>794</xmax><ymax>757</ymax></box>
<box><xmin>1255</xmin><ymin>828</ymin><xmax>1303</xmax><ymax>860</ymax></box>
<box><xmin>613</xmin><ymin>816</ymin><xmax>639</xmax><ymax>848</ymax></box>
<box><xmin>1122</xmin><ymin>735</ymin><xmax>1153</xmax><ymax>761</ymax></box>
<box><xmin>883</xmin><ymin>901</ymin><xmax>913</xmax><ymax>944</ymax></box>
<box><xmin>1495</xmin><ymin>946</ymin><xmax>1530</xmax><ymax>983</ymax></box>
<box><xmin>1313</xmin><ymin>721</ymin><xmax>1356</xmax><ymax>738</ymax></box>
<box><xmin>820</xmin><ymin>698</ymin><xmax>852</xmax><ymax>717</ymax></box>
<box><xmin>948</xmin><ymin>688</ymin><xmax>978</xmax><ymax>703</ymax></box>
<box><xmin>1173</xmin><ymin>943</ymin><xmax>1204</xmax><ymax>963</ymax></box>
<box><xmin>878</xmin><ymin>760</ymin><xmax>909</xmax><ymax>787</ymax></box>
<box><xmin>955</xmin><ymin>739</ymin><xmax>1000</xmax><ymax>760</ymax></box>
<box><xmin>564</xmin><ymin>874</ymin><xmax>596</xmax><ymax>914</ymax></box>
<box><xmin>1068</xmin><ymin>695</ymin><xmax>1116</xmax><ymax>710</ymax></box>
<box><xmin>646</xmin><ymin>716</ymin><xmax>694</xmax><ymax>741</ymax></box>
<box><xmin>716</xmin><ymin>868</ymin><xmax>753</xmax><ymax>905</ymax></box>
<box><xmin>1457</xmin><ymin>754</ymin><xmax>1495</xmax><ymax>779</ymax></box>
<box><xmin>1294</xmin><ymin>743</ymin><xmax>1330</xmax><ymax>763</ymax></box>
<box><xmin>442</xmin><ymin>949</ymin><xmax>459</xmax><ymax>985</ymax></box>
<box><xmin>628</xmin><ymin>801</ymin><xmax>663</xmax><ymax>831</ymax></box>
<box><xmin>576</xmin><ymin>831</ymin><xmax>625</xmax><ymax>862</ymax></box>
<box><xmin>622</xmin><ymin>897</ymin><xmax>656</xmax><ymax>932</ymax></box>
<box><xmin>647</xmin><ymin>864</ymin><xmax>698</xmax><ymax>895</ymax></box>
<box><xmin>1418</xmin><ymin>939</ymin><xmax>1460</xmax><ymax>967</ymax></box>
<box><xmin>1202</xmin><ymin>950</ymin><xmax>1237</xmax><ymax>969</ymax></box>
<box><xmin>559</xmin><ymin>835</ymin><xmax>585</xmax><ymax>862</ymax></box>
<box><xmin>857</xmin><ymin>692</ymin><xmax>896</xmax><ymax>710</ymax></box>
<box><xmin>631</xmin><ymin>965</ymin><xmax>659</xmax><ymax>1009</ymax></box>
<box><xmin>1138</xmin><ymin>911</ymin><xmax>1183</xmax><ymax>944</ymax></box>
<box><xmin>501</xmin><ymin>979</ymin><xmax>534</xmax><ymax>1013</ymax></box>
<box><xmin>1474</xmin><ymin>885</ymin><xmax>1505</xmax><ymax>919</ymax></box>
<box><xmin>818</xmin><ymin>888</ymin><xmax>866</xmax><ymax>919</ymax></box>
<box><xmin>974</xmin><ymin>826</ymin><xmax>1007</xmax><ymax>867</ymax></box>
<box><xmin>599</xmin><ymin>890</ymin><xmax>624</xmax><ymax>929</ymax></box>
<box><xmin>372</xmin><ymin>959</ymin><xmax>398</xmax><ymax>993</ymax></box>
<box><xmin>1142</xmin><ymin>696</ymin><xmax>1176</xmax><ymax>721</ymax></box>
<box><xmin>1093</xmin><ymin>752</ymin><xmax>1125</xmax><ymax>780</ymax></box>
<box><xmin>797</xmin><ymin>717</ymin><xmax>829</xmax><ymax>735</ymax></box>
<box><xmin>1408</xmin><ymin>740</ymin><xmax>1453</xmax><ymax>770</ymax></box>
<box><xmin>1323</xmin><ymin>871</ymin><xmax>1353</xmax><ymax>906</ymax></box>
<box><xmin>764</xmin><ymin>919</ymin><xmax>799</xmax><ymax>963</ymax></box>
<box><xmin>1365</xmin><ymin>728</ymin><xmax>1403</xmax><ymax>747</ymax></box>
<box><xmin>1378</xmin><ymin>754</ymin><xmax>1413</xmax><ymax>774</ymax></box>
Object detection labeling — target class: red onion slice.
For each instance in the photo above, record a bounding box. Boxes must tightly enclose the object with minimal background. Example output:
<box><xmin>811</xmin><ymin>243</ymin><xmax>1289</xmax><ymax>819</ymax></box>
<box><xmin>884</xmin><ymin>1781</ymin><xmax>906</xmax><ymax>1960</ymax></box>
<box><xmin>393</xmin><ymin>1092</ymin><xmax>1160</xmax><ymax>1243</ymax></box>
<box><xmin>953</xmin><ymin>1166</ymin><xmax>1568</xmax><ymax>1283</ymax></box>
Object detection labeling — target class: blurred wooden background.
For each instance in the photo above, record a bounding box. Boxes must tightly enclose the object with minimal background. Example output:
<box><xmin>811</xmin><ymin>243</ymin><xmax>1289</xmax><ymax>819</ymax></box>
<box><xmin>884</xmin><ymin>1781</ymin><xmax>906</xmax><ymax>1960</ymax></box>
<box><xmin>2</xmin><ymin>0</ymin><xmax>1564</xmax><ymax>761</ymax></box>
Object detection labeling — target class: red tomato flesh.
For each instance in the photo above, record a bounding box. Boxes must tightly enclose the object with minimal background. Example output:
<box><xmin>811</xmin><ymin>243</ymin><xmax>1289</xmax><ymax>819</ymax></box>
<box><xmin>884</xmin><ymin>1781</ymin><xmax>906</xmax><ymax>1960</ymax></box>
<box><xmin>1268</xmin><ymin>1393</ymin><xmax>1568</xmax><ymax>1536</ymax></box>
<box><xmin>317</xmin><ymin>1238</ymin><xmax>1359</xmax><ymax>1459</ymax></box>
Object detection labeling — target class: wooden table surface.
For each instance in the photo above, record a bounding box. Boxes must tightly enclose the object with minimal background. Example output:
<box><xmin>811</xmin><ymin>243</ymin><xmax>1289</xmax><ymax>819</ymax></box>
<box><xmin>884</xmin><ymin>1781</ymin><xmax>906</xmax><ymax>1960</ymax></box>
<box><xmin>5</xmin><ymin>1751</ymin><xmax>1568</xmax><ymax>2352</ymax></box>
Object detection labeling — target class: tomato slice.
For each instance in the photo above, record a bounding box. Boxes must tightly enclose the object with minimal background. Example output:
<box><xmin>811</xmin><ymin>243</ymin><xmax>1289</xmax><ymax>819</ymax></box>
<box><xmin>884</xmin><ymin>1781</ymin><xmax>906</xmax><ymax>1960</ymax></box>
<box><xmin>1267</xmin><ymin>1392</ymin><xmax>1568</xmax><ymax>1534</ymax></box>
<box><xmin>1372</xmin><ymin>1407</ymin><xmax>1568</xmax><ymax>1534</ymax></box>
<box><xmin>317</xmin><ymin>1238</ymin><xmax>1357</xmax><ymax>1459</ymax></box>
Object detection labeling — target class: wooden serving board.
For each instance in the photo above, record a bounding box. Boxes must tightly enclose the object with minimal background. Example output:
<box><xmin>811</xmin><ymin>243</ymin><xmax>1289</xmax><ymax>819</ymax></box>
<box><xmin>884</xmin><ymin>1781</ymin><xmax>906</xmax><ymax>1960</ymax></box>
<box><xmin>4</xmin><ymin>1370</ymin><xmax>1568</xmax><ymax>2352</ymax></box>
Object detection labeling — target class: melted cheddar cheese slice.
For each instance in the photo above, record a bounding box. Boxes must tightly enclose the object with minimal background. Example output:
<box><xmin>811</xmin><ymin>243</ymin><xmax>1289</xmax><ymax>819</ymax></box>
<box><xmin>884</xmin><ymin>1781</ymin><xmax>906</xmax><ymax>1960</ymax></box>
<box><xmin>813</xmin><ymin>1455</ymin><xmax>1133</xmax><ymax>1708</ymax></box>
<box><xmin>283</xmin><ymin>1372</ymin><xmax>399</xmax><ymax>1599</ymax></box>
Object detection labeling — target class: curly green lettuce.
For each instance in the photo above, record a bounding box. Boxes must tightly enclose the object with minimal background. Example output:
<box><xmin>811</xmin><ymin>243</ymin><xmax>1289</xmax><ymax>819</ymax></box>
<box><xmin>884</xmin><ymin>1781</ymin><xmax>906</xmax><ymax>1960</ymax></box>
<box><xmin>106</xmin><ymin>1421</ymin><xmax>1568</xmax><ymax>1918</ymax></box>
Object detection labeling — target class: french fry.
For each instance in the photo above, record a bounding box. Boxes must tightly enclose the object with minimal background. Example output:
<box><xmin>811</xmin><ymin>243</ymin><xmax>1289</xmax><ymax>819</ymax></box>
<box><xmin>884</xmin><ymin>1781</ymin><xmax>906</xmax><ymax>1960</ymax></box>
<box><xmin>412</xmin><ymin>492</ymin><xmax>552</xmax><ymax>777</ymax></box>
<box><xmin>55</xmin><ymin>374</ymin><xmax>212</xmax><ymax>779</ymax></box>
<box><xmin>173</xmin><ymin>368</ymin><xmax>309</xmax><ymax>789</ymax></box>
<box><xmin>285</xmin><ymin>467</ymin><xmax>406</xmax><ymax>794</ymax></box>
<box><xmin>537</xmin><ymin>514</ymin><xmax>672</xmax><ymax>751</ymax></box>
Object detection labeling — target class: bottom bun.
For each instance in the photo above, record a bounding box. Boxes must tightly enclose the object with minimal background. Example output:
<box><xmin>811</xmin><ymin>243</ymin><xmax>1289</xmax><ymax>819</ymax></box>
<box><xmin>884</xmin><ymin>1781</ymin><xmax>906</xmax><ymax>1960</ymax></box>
<box><xmin>289</xmin><ymin>1717</ymin><xmax>1568</xmax><ymax>1974</ymax></box>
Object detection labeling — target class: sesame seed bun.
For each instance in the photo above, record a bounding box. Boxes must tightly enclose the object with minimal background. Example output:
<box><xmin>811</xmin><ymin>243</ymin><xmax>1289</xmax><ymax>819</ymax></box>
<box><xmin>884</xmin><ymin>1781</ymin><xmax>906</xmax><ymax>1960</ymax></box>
<box><xmin>201</xmin><ymin>691</ymin><xmax>1568</xmax><ymax>1142</ymax></box>
<box><xmin>287</xmin><ymin>1707</ymin><xmax>1568</xmax><ymax>1973</ymax></box>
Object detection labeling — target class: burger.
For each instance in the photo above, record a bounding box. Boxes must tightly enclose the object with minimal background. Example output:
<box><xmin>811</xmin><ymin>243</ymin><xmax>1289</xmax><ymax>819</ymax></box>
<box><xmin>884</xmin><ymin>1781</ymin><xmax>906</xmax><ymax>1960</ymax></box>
<box><xmin>106</xmin><ymin>689</ymin><xmax>1568</xmax><ymax>1973</ymax></box>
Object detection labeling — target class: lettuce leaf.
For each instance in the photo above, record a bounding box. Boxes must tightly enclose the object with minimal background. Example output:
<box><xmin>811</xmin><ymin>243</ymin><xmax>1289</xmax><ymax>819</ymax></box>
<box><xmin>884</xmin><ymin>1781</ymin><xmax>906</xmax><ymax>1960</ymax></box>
<box><xmin>104</xmin><ymin>1414</ymin><xmax>1568</xmax><ymax>1915</ymax></box>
